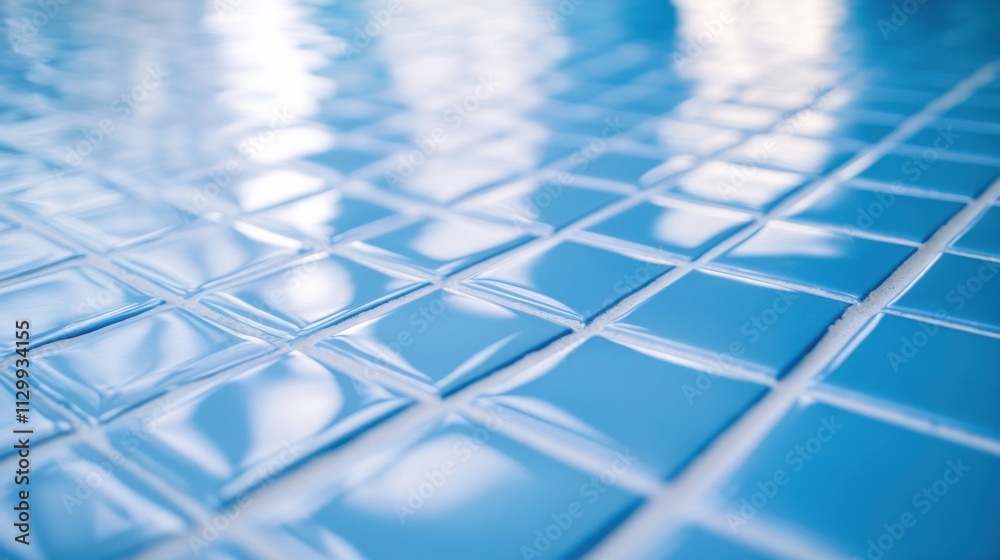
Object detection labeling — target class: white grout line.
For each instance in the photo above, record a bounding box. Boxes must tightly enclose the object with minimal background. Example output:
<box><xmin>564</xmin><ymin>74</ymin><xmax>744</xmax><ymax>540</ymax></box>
<box><xmin>584</xmin><ymin>61</ymin><xmax>1000</xmax><ymax>560</ymax></box>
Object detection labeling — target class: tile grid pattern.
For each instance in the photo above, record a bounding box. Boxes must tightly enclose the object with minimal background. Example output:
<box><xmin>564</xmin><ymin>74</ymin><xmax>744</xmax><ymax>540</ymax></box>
<box><xmin>0</xmin><ymin>48</ymin><xmax>998</xmax><ymax>559</ymax></box>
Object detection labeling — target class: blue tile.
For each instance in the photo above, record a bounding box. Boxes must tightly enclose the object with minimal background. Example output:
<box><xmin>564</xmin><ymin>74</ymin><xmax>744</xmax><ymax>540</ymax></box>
<box><xmin>905</xmin><ymin>123</ymin><xmax>1000</xmax><ymax>158</ymax></box>
<box><xmin>645</xmin><ymin>526</ymin><xmax>782</xmax><ymax>560</ymax></box>
<box><xmin>663</xmin><ymin>161</ymin><xmax>809</xmax><ymax>213</ymax></box>
<box><xmin>0</xmin><ymin>383</ymin><xmax>72</xmax><ymax>457</ymax></box>
<box><xmin>891</xmin><ymin>253</ymin><xmax>1000</xmax><ymax>334</ymax></box>
<box><xmin>378</xmin><ymin>158</ymin><xmax>519</xmax><ymax>203</ymax></box>
<box><xmin>0</xmin><ymin>444</ymin><xmax>188</xmax><ymax>559</ymax></box>
<box><xmin>457</xmin><ymin>179</ymin><xmax>623</xmax><ymax>231</ymax></box>
<box><xmin>786</xmin><ymin>183</ymin><xmax>963</xmax><ymax>242</ymax></box>
<box><xmin>248</xmin><ymin>190</ymin><xmax>397</xmax><ymax>243</ymax></box>
<box><xmin>348</xmin><ymin>216</ymin><xmax>534</xmax><ymax>277</ymax></box>
<box><xmin>719</xmin><ymin>402</ymin><xmax>1000</xmax><ymax>560</ymax></box>
<box><xmin>169</xmin><ymin>169</ymin><xmax>329</xmax><ymax>213</ymax></box>
<box><xmin>1</xmin><ymin>175</ymin><xmax>126</xmax><ymax>216</ymax></box>
<box><xmin>464</xmin><ymin>240</ymin><xmax>672</xmax><ymax>322</ymax></box>
<box><xmin>611</xmin><ymin>271</ymin><xmax>847</xmax><ymax>377</ymax></box>
<box><xmin>856</xmin><ymin>154</ymin><xmax>999</xmax><ymax>198</ymax></box>
<box><xmin>585</xmin><ymin>198</ymin><xmax>753</xmax><ymax>259</ymax></box>
<box><xmin>714</xmin><ymin>222</ymin><xmax>915</xmax><ymax>298</ymax></box>
<box><xmin>48</xmin><ymin>195</ymin><xmax>195</xmax><ymax>253</ymax></box>
<box><xmin>319</xmin><ymin>291</ymin><xmax>569</xmax><ymax>394</ymax></box>
<box><xmin>306</xmin><ymin>147</ymin><xmax>387</xmax><ymax>175</ymax></box>
<box><xmin>794</xmin><ymin>113</ymin><xmax>896</xmax><ymax>144</ymax></box>
<box><xmin>0</xmin><ymin>266</ymin><xmax>161</xmax><ymax>356</ymax></box>
<box><xmin>267</xmin><ymin>413</ymin><xmax>641</xmax><ymax>560</ymax></box>
<box><xmin>34</xmin><ymin>308</ymin><xmax>272</xmax><ymax>422</ymax></box>
<box><xmin>721</xmin><ymin>134</ymin><xmax>854</xmax><ymax>175</ymax></box>
<box><xmin>639</xmin><ymin>119</ymin><xmax>744</xmax><ymax>156</ymax></box>
<box><xmin>565</xmin><ymin>151</ymin><xmax>672</xmax><ymax>187</ymax></box>
<box><xmin>951</xmin><ymin>206</ymin><xmax>1000</xmax><ymax>258</ymax></box>
<box><xmin>201</xmin><ymin>255</ymin><xmax>428</xmax><ymax>339</ymax></box>
<box><xmin>0</xmin><ymin>228</ymin><xmax>79</xmax><ymax>280</ymax></box>
<box><xmin>114</xmin><ymin>221</ymin><xmax>308</xmax><ymax>295</ymax></box>
<box><xmin>477</xmin><ymin>337</ymin><xmax>766</xmax><ymax>480</ymax></box>
<box><xmin>820</xmin><ymin>313</ymin><xmax>1000</xmax><ymax>439</ymax></box>
<box><xmin>109</xmin><ymin>352</ymin><xmax>411</xmax><ymax>507</ymax></box>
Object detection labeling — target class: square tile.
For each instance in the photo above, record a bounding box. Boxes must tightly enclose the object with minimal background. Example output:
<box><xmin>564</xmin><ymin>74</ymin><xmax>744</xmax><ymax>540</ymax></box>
<box><xmin>248</xmin><ymin>190</ymin><xmax>397</xmax><ymax>244</ymax></box>
<box><xmin>610</xmin><ymin>271</ymin><xmax>847</xmax><ymax>377</ymax></box>
<box><xmin>34</xmin><ymin>308</ymin><xmax>272</xmax><ymax>422</ymax></box>
<box><xmin>820</xmin><ymin>313</ymin><xmax>1000</xmax><ymax>439</ymax></box>
<box><xmin>48</xmin><ymin>195</ymin><xmax>195</xmax><ymax>253</ymax></box>
<box><xmin>1</xmin><ymin>175</ymin><xmax>126</xmax><ymax>216</ymax></box>
<box><xmin>319</xmin><ymin>291</ymin><xmax>569</xmax><ymax>394</ymax></box>
<box><xmin>951</xmin><ymin>206</ymin><xmax>1000</xmax><ymax>258</ymax></box>
<box><xmin>114</xmin><ymin>221</ymin><xmax>308</xmax><ymax>295</ymax></box>
<box><xmin>265</xmin><ymin>413</ymin><xmax>640</xmax><ymax>560</ymax></box>
<box><xmin>720</xmin><ymin>402</ymin><xmax>1000</xmax><ymax>559</ymax></box>
<box><xmin>464</xmin><ymin>240</ymin><xmax>672</xmax><ymax>322</ymax></box>
<box><xmin>721</xmin><ymin>134</ymin><xmax>854</xmax><ymax>175</ymax></box>
<box><xmin>713</xmin><ymin>222</ymin><xmax>915</xmax><ymax>298</ymax></box>
<box><xmin>856</xmin><ymin>154</ymin><xmax>999</xmax><ymax>198</ymax></box>
<box><xmin>565</xmin><ymin>151</ymin><xmax>673</xmax><ymax>187</ymax></box>
<box><xmin>347</xmin><ymin>216</ymin><xmax>534</xmax><ymax>277</ymax></box>
<box><xmin>0</xmin><ymin>266</ymin><xmax>161</xmax><ymax>355</ymax></box>
<box><xmin>891</xmin><ymin>253</ymin><xmax>1000</xmax><ymax>334</ymax></box>
<box><xmin>170</xmin><ymin>169</ymin><xmax>329</xmax><ymax>214</ymax></box>
<box><xmin>477</xmin><ymin>337</ymin><xmax>766</xmax><ymax>480</ymax></box>
<box><xmin>905</xmin><ymin>122</ymin><xmax>1000</xmax><ymax>159</ymax></box>
<box><xmin>585</xmin><ymin>198</ymin><xmax>752</xmax><ymax>259</ymax></box>
<box><xmin>663</xmin><ymin>161</ymin><xmax>809</xmax><ymax>213</ymax></box>
<box><xmin>456</xmin><ymin>179</ymin><xmax>622</xmax><ymax>231</ymax></box>
<box><xmin>109</xmin><ymin>352</ymin><xmax>411</xmax><ymax>507</ymax></box>
<box><xmin>786</xmin><ymin>183</ymin><xmax>963</xmax><ymax>242</ymax></box>
<box><xmin>201</xmin><ymin>255</ymin><xmax>428</xmax><ymax>338</ymax></box>
<box><xmin>0</xmin><ymin>228</ymin><xmax>79</xmax><ymax>281</ymax></box>
<box><xmin>0</xmin><ymin>444</ymin><xmax>188</xmax><ymax>559</ymax></box>
<box><xmin>0</xmin><ymin>383</ymin><xmax>72</xmax><ymax>456</ymax></box>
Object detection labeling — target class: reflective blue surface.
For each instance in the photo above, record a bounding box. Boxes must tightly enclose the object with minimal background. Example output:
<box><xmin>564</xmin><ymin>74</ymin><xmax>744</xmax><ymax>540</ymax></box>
<box><xmin>0</xmin><ymin>0</ymin><xmax>999</xmax><ymax>558</ymax></box>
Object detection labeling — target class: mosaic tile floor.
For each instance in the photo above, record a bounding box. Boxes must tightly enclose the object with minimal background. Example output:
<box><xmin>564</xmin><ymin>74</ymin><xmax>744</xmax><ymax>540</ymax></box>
<box><xmin>1</xmin><ymin>0</ymin><xmax>999</xmax><ymax>559</ymax></box>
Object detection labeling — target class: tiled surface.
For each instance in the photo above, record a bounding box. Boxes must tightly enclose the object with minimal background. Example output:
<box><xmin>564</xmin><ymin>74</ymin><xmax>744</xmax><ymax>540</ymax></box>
<box><xmin>0</xmin><ymin>0</ymin><xmax>999</xmax><ymax>559</ymax></box>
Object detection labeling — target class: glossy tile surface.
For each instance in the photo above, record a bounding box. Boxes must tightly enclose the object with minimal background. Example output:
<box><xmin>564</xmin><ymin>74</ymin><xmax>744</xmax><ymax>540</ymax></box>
<box><xmin>109</xmin><ymin>352</ymin><xmax>412</xmax><ymax>506</ymax></box>
<box><xmin>713</xmin><ymin>222</ymin><xmax>916</xmax><ymax>298</ymax></box>
<box><xmin>819</xmin><ymin>313</ymin><xmax>1000</xmax><ymax>439</ymax></box>
<box><xmin>2</xmin><ymin>0</ymin><xmax>999</xmax><ymax>557</ymax></box>
<box><xmin>320</xmin><ymin>291</ymin><xmax>569</xmax><ymax>394</ymax></box>
<box><xmin>464</xmin><ymin>240</ymin><xmax>673</xmax><ymax>322</ymax></box>
<box><xmin>265</xmin><ymin>413</ymin><xmax>642</xmax><ymax>559</ymax></box>
<box><xmin>610</xmin><ymin>271</ymin><xmax>848</xmax><ymax>377</ymax></box>
<box><xmin>476</xmin><ymin>337</ymin><xmax>766</xmax><ymax>480</ymax></box>
<box><xmin>719</xmin><ymin>402</ymin><xmax>1000</xmax><ymax>560</ymax></box>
